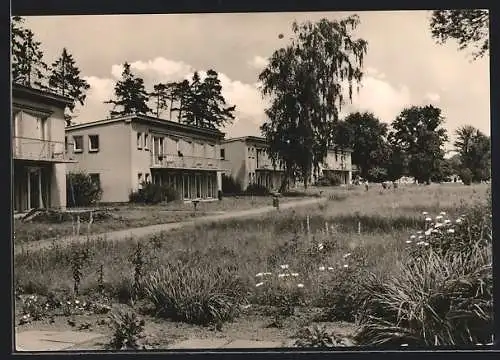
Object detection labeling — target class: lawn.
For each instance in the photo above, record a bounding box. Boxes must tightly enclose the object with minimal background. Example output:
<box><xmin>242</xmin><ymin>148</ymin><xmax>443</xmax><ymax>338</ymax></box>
<box><xmin>14</xmin><ymin>194</ymin><xmax>307</xmax><ymax>243</ymax></box>
<box><xmin>14</xmin><ymin>183</ymin><xmax>492</xmax><ymax>349</ymax></box>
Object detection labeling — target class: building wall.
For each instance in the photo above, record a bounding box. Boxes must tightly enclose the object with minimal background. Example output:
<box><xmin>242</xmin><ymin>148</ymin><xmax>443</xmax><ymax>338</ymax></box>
<box><xmin>12</xmin><ymin>95</ymin><xmax>68</xmax><ymax>209</ymax></box>
<box><xmin>66</xmin><ymin>122</ymin><xmax>132</xmax><ymax>203</ymax></box>
<box><xmin>221</xmin><ymin>140</ymin><xmax>248</xmax><ymax>189</ymax></box>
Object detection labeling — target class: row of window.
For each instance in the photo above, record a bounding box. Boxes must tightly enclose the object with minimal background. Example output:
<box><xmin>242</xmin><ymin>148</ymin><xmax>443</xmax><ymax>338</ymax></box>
<box><xmin>66</xmin><ymin>135</ymin><xmax>100</xmax><ymax>153</ymax></box>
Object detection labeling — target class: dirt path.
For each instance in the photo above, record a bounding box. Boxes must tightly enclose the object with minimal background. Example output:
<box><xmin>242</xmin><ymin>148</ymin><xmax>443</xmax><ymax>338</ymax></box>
<box><xmin>15</xmin><ymin>197</ymin><xmax>326</xmax><ymax>254</ymax></box>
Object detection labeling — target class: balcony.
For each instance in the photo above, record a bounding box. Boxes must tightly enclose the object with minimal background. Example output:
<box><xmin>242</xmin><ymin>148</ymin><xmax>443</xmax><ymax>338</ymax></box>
<box><xmin>12</xmin><ymin>137</ymin><xmax>76</xmax><ymax>163</ymax></box>
<box><xmin>323</xmin><ymin>162</ymin><xmax>352</xmax><ymax>171</ymax></box>
<box><xmin>150</xmin><ymin>153</ymin><xmax>228</xmax><ymax>171</ymax></box>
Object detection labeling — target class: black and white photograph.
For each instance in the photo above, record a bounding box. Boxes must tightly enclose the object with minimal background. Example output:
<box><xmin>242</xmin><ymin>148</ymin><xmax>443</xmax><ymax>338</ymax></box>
<box><xmin>11</xmin><ymin>8</ymin><xmax>493</xmax><ymax>352</ymax></box>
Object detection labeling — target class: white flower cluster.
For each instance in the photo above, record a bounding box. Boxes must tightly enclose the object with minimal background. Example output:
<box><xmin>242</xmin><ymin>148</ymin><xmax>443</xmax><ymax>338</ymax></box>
<box><xmin>405</xmin><ymin>211</ymin><xmax>465</xmax><ymax>247</ymax></box>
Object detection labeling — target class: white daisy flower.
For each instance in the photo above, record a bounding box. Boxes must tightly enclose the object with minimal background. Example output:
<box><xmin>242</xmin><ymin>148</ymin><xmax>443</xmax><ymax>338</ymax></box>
<box><xmin>422</xmin><ymin>211</ymin><xmax>428</xmax><ymax>215</ymax></box>
<box><xmin>425</xmin><ymin>217</ymin><xmax>432</xmax><ymax>222</ymax></box>
<box><xmin>319</xmin><ymin>266</ymin><xmax>326</xmax><ymax>271</ymax></box>
<box><xmin>297</xmin><ymin>283</ymin><xmax>304</xmax><ymax>288</ymax></box>
<box><xmin>436</xmin><ymin>215</ymin><xmax>443</xmax><ymax>221</ymax></box>
<box><xmin>410</xmin><ymin>235</ymin><xmax>416</xmax><ymax>239</ymax></box>
<box><xmin>328</xmin><ymin>267</ymin><xmax>334</xmax><ymax>271</ymax></box>
<box><xmin>447</xmin><ymin>229</ymin><xmax>455</xmax><ymax>234</ymax></box>
<box><xmin>291</xmin><ymin>273</ymin><xmax>299</xmax><ymax>277</ymax></box>
<box><xmin>280</xmin><ymin>264</ymin><xmax>289</xmax><ymax>269</ymax></box>
<box><xmin>456</xmin><ymin>219</ymin><xmax>462</xmax><ymax>224</ymax></box>
<box><xmin>406</xmin><ymin>240</ymin><xmax>413</xmax><ymax>244</ymax></box>
<box><xmin>278</xmin><ymin>274</ymin><xmax>286</xmax><ymax>278</ymax></box>
<box><xmin>255</xmin><ymin>282</ymin><xmax>264</xmax><ymax>287</ymax></box>
<box><xmin>424</xmin><ymin>230</ymin><xmax>432</xmax><ymax>236</ymax></box>
<box><xmin>255</xmin><ymin>273</ymin><xmax>264</xmax><ymax>277</ymax></box>
<box><xmin>343</xmin><ymin>264</ymin><xmax>349</xmax><ymax>268</ymax></box>
<box><xmin>343</xmin><ymin>253</ymin><xmax>352</xmax><ymax>258</ymax></box>
<box><xmin>440</xmin><ymin>211</ymin><xmax>446</xmax><ymax>216</ymax></box>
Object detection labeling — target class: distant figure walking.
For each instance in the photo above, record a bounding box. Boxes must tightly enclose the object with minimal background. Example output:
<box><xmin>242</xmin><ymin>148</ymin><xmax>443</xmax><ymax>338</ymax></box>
<box><xmin>364</xmin><ymin>181</ymin><xmax>369</xmax><ymax>191</ymax></box>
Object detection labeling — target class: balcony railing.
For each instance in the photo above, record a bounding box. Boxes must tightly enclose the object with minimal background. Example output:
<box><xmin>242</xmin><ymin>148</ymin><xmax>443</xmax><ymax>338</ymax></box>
<box><xmin>323</xmin><ymin>162</ymin><xmax>352</xmax><ymax>171</ymax></box>
<box><xmin>150</xmin><ymin>153</ymin><xmax>228</xmax><ymax>171</ymax></box>
<box><xmin>12</xmin><ymin>136</ymin><xmax>76</xmax><ymax>162</ymax></box>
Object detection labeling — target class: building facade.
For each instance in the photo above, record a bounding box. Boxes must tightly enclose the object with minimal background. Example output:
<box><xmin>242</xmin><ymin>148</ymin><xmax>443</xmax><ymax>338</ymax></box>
<box><xmin>65</xmin><ymin>114</ymin><xmax>227</xmax><ymax>203</ymax></box>
<box><xmin>12</xmin><ymin>84</ymin><xmax>75</xmax><ymax>213</ymax></box>
<box><xmin>221</xmin><ymin>136</ymin><xmax>285</xmax><ymax>191</ymax></box>
<box><xmin>317</xmin><ymin>147</ymin><xmax>353</xmax><ymax>185</ymax></box>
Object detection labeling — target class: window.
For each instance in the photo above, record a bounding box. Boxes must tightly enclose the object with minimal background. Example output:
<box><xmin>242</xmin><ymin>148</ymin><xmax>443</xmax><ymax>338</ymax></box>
<box><xmin>73</xmin><ymin>135</ymin><xmax>83</xmax><ymax>153</ymax></box>
<box><xmin>144</xmin><ymin>133</ymin><xmax>149</xmax><ymax>150</ymax></box>
<box><xmin>145</xmin><ymin>173</ymin><xmax>150</xmax><ymax>183</ymax></box>
<box><xmin>220</xmin><ymin>148</ymin><xmax>225</xmax><ymax>160</ymax></box>
<box><xmin>89</xmin><ymin>173</ymin><xmax>101</xmax><ymax>188</ymax></box>
<box><xmin>65</xmin><ymin>136</ymin><xmax>68</xmax><ymax>151</ymax></box>
<box><xmin>89</xmin><ymin>135</ymin><xmax>99</xmax><ymax>152</ymax></box>
<box><xmin>137</xmin><ymin>132</ymin><xmax>142</xmax><ymax>149</ymax></box>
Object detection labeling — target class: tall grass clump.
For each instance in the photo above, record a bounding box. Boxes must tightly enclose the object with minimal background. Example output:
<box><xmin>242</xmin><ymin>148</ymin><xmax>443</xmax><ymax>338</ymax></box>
<box><xmin>355</xmin><ymin>188</ymin><xmax>493</xmax><ymax>347</ymax></box>
<box><xmin>142</xmin><ymin>262</ymin><xmax>248</xmax><ymax>326</ymax></box>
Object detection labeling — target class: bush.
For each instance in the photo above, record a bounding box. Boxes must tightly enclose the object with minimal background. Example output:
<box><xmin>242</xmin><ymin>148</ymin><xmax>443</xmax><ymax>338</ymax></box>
<box><xmin>109</xmin><ymin>310</ymin><xmax>146</xmax><ymax>350</ymax></box>
<box><xmin>129</xmin><ymin>182</ymin><xmax>179</xmax><ymax>204</ymax></box>
<box><xmin>67</xmin><ymin>172</ymin><xmax>102</xmax><ymax>207</ymax></box>
<box><xmin>245</xmin><ymin>183</ymin><xmax>270</xmax><ymax>196</ymax></box>
<box><xmin>315</xmin><ymin>174</ymin><xmax>342</xmax><ymax>187</ymax></box>
<box><xmin>142</xmin><ymin>262</ymin><xmax>247</xmax><ymax>326</ymax></box>
<box><xmin>355</xmin><ymin>196</ymin><xmax>493</xmax><ymax>347</ymax></box>
<box><xmin>458</xmin><ymin>168</ymin><xmax>473</xmax><ymax>185</ymax></box>
<box><xmin>222</xmin><ymin>174</ymin><xmax>242</xmax><ymax>194</ymax></box>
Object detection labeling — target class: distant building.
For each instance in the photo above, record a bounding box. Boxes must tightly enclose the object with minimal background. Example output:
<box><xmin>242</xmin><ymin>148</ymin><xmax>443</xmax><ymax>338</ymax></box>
<box><xmin>316</xmin><ymin>147</ymin><xmax>354</xmax><ymax>185</ymax></box>
<box><xmin>221</xmin><ymin>136</ymin><xmax>285</xmax><ymax>191</ymax></box>
<box><xmin>12</xmin><ymin>83</ymin><xmax>76</xmax><ymax>213</ymax></box>
<box><xmin>65</xmin><ymin>114</ymin><xmax>227</xmax><ymax>203</ymax></box>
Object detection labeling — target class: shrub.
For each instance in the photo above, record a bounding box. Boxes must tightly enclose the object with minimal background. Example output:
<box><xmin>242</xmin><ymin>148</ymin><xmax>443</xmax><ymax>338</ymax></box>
<box><xmin>458</xmin><ymin>168</ymin><xmax>473</xmax><ymax>185</ymax></box>
<box><xmin>142</xmin><ymin>262</ymin><xmax>246</xmax><ymax>326</ymax></box>
<box><xmin>315</xmin><ymin>174</ymin><xmax>341</xmax><ymax>187</ymax></box>
<box><xmin>245</xmin><ymin>183</ymin><xmax>270</xmax><ymax>196</ymax></box>
<box><xmin>222</xmin><ymin>174</ymin><xmax>242</xmax><ymax>194</ymax></box>
<box><xmin>129</xmin><ymin>182</ymin><xmax>179</xmax><ymax>204</ymax></box>
<box><xmin>67</xmin><ymin>172</ymin><xmax>102</xmax><ymax>207</ymax></box>
<box><xmin>109</xmin><ymin>310</ymin><xmax>146</xmax><ymax>350</ymax></box>
<box><xmin>355</xmin><ymin>246</ymin><xmax>493</xmax><ymax>346</ymax></box>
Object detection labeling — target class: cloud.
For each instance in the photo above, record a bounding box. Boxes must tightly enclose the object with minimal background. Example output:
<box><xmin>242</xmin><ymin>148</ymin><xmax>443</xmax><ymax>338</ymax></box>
<box><xmin>247</xmin><ymin>55</ymin><xmax>269</xmax><ymax>69</ymax></box>
<box><xmin>341</xmin><ymin>73</ymin><xmax>412</xmax><ymax>123</ymax></box>
<box><xmin>424</xmin><ymin>92</ymin><xmax>441</xmax><ymax>103</ymax></box>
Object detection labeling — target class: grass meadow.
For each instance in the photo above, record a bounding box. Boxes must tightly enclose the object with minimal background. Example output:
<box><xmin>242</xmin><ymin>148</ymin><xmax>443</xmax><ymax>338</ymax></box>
<box><xmin>14</xmin><ymin>183</ymin><xmax>492</xmax><ymax>348</ymax></box>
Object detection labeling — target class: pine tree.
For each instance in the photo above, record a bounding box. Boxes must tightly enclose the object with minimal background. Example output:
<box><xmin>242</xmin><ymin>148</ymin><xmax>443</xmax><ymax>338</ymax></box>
<box><xmin>105</xmin><ymin>62</ymin><xmax>151</xmax><ymax>117</ymax></box>
<box><xmin>11</xmin><ymin>17</ymin><xmax>48</xmax><ymax>87</ymax></box>
<box><xmin>48</xmin><ymin>48</ymin><xmax>90</xmax><ymax>114</ymax></box>
<box><xmin>171</xmin><ymin>79</ymin><xmax>191</xmax><ymax>122</ymax></box>
<box><xmin>150</xmin><ymin>83</ymin><xmax>169</xmax><ymax>118</ymax></box>
<box><xmin>199</xmin><ymin>69</ymin><xmax>235</xmax><ymax>129</ymax></box>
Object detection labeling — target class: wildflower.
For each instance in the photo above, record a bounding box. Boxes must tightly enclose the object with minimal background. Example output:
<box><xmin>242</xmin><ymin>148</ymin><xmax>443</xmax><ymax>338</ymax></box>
<box><xmin>423</xmin><ymin>242</ymin><xmax>429</xmax><ymax>246</ymax></box>
<box><xmin>444</xmin><ymin>219</ymin><xmax>451</xmax><ymax>224</ymax></box>
<box><xmin>343</xmin><ymin>253</ymin><xmax>352</xmax><ymax>258</ymax></box>
<box><xmin>343</xmin><ymin>264</ymin><xmax>349</xmax><ymax>268</ymax></box>
<box><xmin>319</xmin><ymin>266</ymin><xmax>325</xmax><ymax>271</ymax></box>
<box><xmin>425</xmin><ymin>217</ymin><xmax>432</xmax><ymax>222</ymax></box>
<box><xmin>255</xmin><ymin>273</ymin><xmax>264</xmax><ymax>277</ymax></box>
<box><xmin>280</xmin><ymin>264</ymin><xmax>289</xmax><ymax>270</ymax></box>
<box><xmin>263</xmin><ymin>272</ymin><xmax>272</xmax><ymax>276</ymax></box>
<box><xmin>318</xmin><ymin>243</ymin><xmax>324</xmax><ymax>250</ymax></box>
<box><xmin>424</xmin><ymin>230</ymin><xmax>431</xmax><ymax>236</ymax></box>
<box><xmin>278</xmin><ymin>274</ymin><xmax>285</xmax><ymax>278</ymax></box>
<box><xmin>410</xmin><ymin>235</ymin><xmax>416</xmax><ymax>239</ymax></box>
<box><xmin>66</xmin><ymin>301</ymin><xmax>71</xmax><ymax>305</ymax></box>
<box><xmin>327</xmin><ymin>267</ymin><xmax>334</xmax><ymax>271</ymax></box>
<box><xmin>406</xmin><ymin>240</ymin><xmax>412</xmax><ymax>244</ymax></box>
<box><xmin>417</xmin><ymin>230</ymin><xmax>423</xmax><ymax>234</ymax></box>
<box><xmin>297</xmin><ymin>283</ymin><xmax>304</xmax><ymax>288</ymax></box>
<box><xmin>416</xmin><ymin>241</ymin><xmax>425</xmax><ymax>245</ymax></box>
<box><xmin>447</xmin><ymin>228</ymin><xmax>455</xmax><ymax>234</ymax></box>
<box><xmin>422</xmin><ymin>211</ymin><xmax>428</xmax><ymax>216</ymax></box>
<box><xmin>291</xmin><ymin>273</ymin><xmax>299</xmax><ymax>277</ymax></box>
<box><xmin>435</xmin><ymin>215</ymin><xmax>443</xmax><ymax>221</ymax></box>
<box><xmin>418</xmin><ymin>235</ymin><xmax>424</xmax><ymax>239</ymax></box>
<box><xmin>432</xmin><ymin>229</ymin><xmax>440</xmax><ymax>233</ymax></box>
<box><xmin>241</xmin><ymin>304</ymin><xmax>251</xmax><ymax>310</ymax></box>
<box><xmin>456</xmin><ymin>218</ymin><xmax>462</xmax><ymax>224</ymax></box>
<box><xmin>401</xmin><ymin>344</ymin><xmax>408</xmax><ymax>347</ymax></box>
<box><xmin>434</xmin><ymin>223</ymin><xmax>443</xmax><ymax>228</ymax></box>
<box><xmin>440</xmin><ymin>211</ymin><xmax>446</xmax><ymax>216</ymax></box>
<box><xmin>48</xmin><ymin>227</ymin><xmax>53</xmax><ymax>231</ymax></box>
<box><xmin>255</xmin><ymin>282</ymin><xmax>264</xmax><ymax>287</ymax></box>
<box><xmin>75</xmin><ymin>300</ymin><xmax>80</xmax><ymax>304</ymax></box>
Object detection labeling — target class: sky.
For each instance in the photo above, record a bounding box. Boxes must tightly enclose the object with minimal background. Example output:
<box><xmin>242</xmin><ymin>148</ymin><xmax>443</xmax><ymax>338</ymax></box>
<box><xmin>23</xmin><ymin>11</ymin><xmax>490</xmax><ymax>151</ymax></box>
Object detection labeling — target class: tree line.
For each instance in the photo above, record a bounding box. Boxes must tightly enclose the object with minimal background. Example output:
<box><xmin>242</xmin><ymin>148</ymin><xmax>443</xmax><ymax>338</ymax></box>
<box><xmin>259</xmin><ymin>13</ymin><xmax>490</xmax><ymax>191</ymax></box>
<box><xmin>11</xmin><ymin>16</ymin><xmax>235</xmax><ymax>130</ymax></box>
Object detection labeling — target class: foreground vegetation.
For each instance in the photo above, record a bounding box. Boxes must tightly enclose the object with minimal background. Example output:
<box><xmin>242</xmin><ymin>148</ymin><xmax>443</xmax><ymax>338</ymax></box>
<box><xmin>14</xmin><ymin>183</ymin><xmax>492</xmax><ymax>348</ymax></box>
